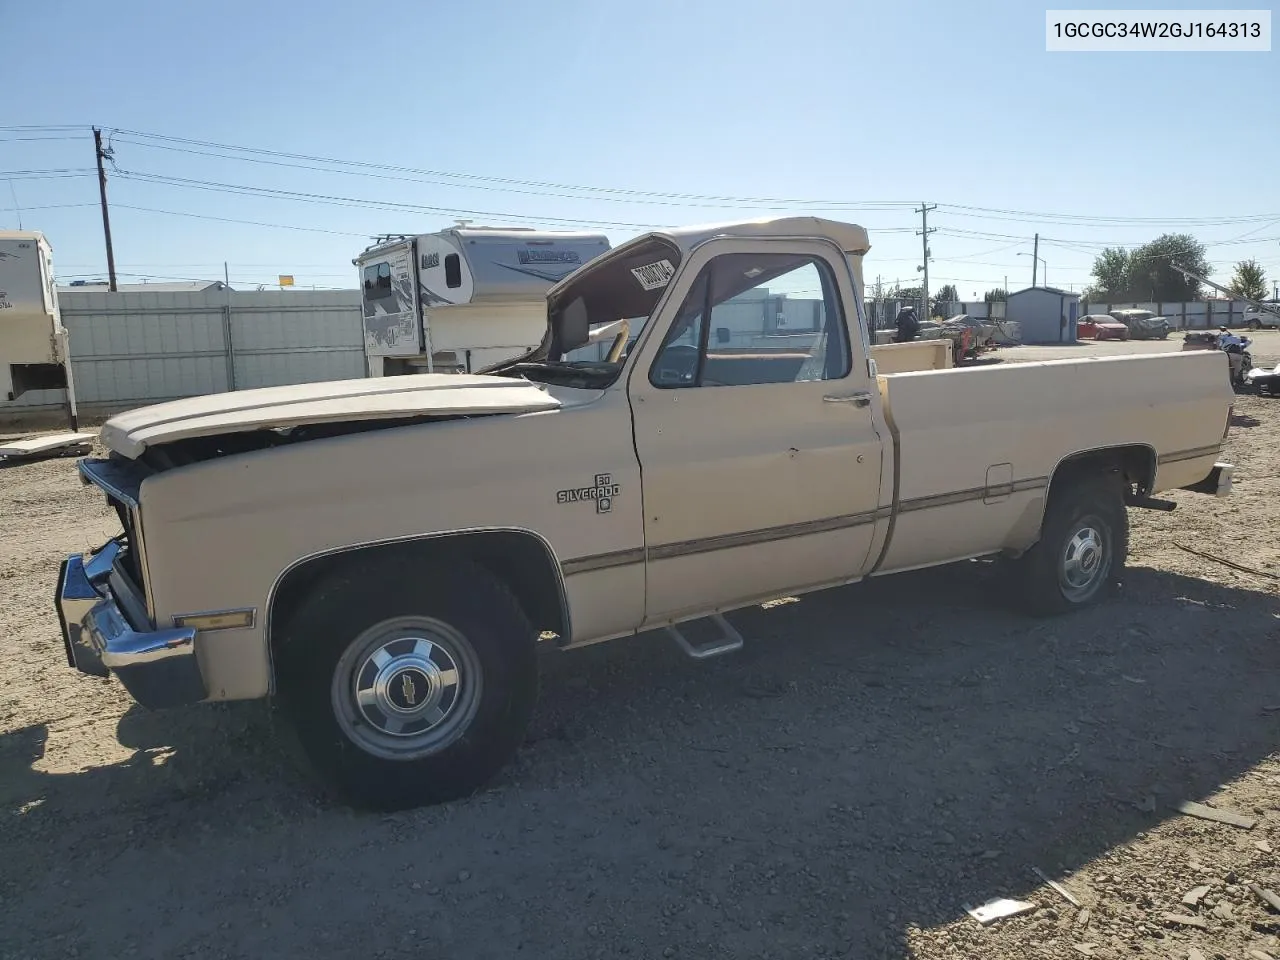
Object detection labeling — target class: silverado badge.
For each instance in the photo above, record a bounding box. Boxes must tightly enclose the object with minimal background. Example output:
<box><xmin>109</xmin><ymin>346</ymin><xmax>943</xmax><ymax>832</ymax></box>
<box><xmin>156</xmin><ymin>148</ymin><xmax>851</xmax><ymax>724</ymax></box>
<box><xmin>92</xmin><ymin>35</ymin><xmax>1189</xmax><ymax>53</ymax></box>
<box><xmin>557</xmin><ymin>474</ymin><xmax>620</xmax><ymax>514</ymax></box>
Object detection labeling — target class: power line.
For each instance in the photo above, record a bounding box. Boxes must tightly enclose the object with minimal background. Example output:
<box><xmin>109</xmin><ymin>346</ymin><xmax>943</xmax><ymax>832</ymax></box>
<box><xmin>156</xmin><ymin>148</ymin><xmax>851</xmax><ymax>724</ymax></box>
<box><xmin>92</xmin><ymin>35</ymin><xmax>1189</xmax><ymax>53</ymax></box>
<box><xmin>113</xmin><ymin>168</ymin><xmax>911</xmax><ymax>234</ymax></box>
<box><xmin>0</xmin><ymin>202</ymin><xmax>101</xmax><ymax>213</ymax></box>
<box><xmin>115</xmin><ymin>168</ymin><xmax>678</xmax><ymax>229</ymax></box>
<box><xmin>937</xmin><ymin>202</ymin><xmax>1280</xmax><ymax>227</ymax></box>
<box><xmin>0</xmin><ymin>136</ymin><xmax>88</xmax><ymax>143</ymax></box>
<box><xmin>110</xmin><ymin>137</ymin><xmax>914</xmax><ymax>214</ymax></box>
<box><xmin>0</xmin><ymin>124</ymin><xmax>92</xmax><ymax>133</ymax></box>
<box><xmin>0</xmin><ymin>169</ymin><xmax>97</xmax><ymax>180</ymax></box>
<box><xmin>114</xmin><ymin>203</ymin><xmax>373</xmax><ymax>237</ymax></box>
<box><xmin>111</xmin><ymin>127</ymin><xmax>1280</xmax><ymax>228</ymax></box>
<box><xmin>110</xmin><ymin>127</ymin><xmax>919</xmax><ymax>210</ymax></box>
<box><xmin>16</xmin><ymin>123</ymin><xmax>1279</xmax><ymax>232</ymax></box>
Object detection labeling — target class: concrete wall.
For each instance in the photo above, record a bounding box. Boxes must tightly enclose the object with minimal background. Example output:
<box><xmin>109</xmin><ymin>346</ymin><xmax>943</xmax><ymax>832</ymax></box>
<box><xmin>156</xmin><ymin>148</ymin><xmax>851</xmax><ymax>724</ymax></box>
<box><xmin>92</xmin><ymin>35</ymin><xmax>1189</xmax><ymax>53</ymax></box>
<box><xmin>2</xmin><ymin>288</ymin><xmax>365</xmax><ymax>423</ymax></box>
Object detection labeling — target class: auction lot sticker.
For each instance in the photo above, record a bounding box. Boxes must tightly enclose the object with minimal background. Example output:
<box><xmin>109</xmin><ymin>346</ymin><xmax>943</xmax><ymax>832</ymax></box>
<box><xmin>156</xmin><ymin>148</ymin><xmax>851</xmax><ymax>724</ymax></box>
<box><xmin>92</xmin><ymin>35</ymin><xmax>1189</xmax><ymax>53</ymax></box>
<box><xmin>631</xmin><ymin>260</ymin><xmax>676</xmax><ymax>291</ymax></box>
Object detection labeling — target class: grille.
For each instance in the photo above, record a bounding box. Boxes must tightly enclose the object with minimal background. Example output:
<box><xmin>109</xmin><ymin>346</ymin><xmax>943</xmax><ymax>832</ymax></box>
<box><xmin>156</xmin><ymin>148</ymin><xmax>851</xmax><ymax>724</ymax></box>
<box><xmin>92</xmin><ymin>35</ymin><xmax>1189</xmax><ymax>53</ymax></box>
<box><xmin>110</xmin><ymin>500</ymin><xmax>146</xmax><ymax>588</ymax></box>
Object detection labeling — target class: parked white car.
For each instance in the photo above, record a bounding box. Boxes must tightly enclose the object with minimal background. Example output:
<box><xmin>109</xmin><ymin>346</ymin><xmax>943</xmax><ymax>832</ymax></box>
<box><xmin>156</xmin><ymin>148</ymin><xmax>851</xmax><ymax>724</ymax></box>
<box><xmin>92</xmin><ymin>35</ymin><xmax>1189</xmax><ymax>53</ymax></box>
<box><xmin>1244</xmin><ymin>303</ymin><xmax>1280</xmax><ymax>330</ymax></box>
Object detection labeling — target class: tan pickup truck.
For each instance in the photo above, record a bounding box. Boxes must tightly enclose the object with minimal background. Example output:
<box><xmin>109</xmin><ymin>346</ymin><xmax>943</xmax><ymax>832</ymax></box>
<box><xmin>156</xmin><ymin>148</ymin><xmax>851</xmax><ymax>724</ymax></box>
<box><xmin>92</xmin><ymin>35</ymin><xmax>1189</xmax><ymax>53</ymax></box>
<box><xmin>54</xmin><ymin>216</ymin><xmax>1236</xmax><ymax>811</ymax></box>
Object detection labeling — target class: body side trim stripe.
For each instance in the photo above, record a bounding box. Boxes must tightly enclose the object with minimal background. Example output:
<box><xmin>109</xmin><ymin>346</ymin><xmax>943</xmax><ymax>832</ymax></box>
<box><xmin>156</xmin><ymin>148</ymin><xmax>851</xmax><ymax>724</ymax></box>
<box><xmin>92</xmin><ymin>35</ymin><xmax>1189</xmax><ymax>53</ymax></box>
<box><xmin>561</xmin><ymin>548</ymin><xmax>647</xmax><ymax>577</ymax></box>
<box><xmin>562</xmin><ymin>478</ymin><xmax>1047</xmax><ymax>573</ymax></box>
<box><xmin>1157</xmin><ymin>444</ymin><xmax>1222</xmax><ymax>465</ymax></box>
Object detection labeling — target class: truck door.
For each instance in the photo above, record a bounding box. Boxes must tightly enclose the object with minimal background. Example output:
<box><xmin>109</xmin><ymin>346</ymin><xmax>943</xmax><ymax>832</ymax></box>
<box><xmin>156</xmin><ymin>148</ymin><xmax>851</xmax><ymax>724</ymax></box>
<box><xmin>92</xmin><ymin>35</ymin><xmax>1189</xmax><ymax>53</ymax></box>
<box><xmin>626</xmin><ymin>237</ymin><xmax>887</xmax><ymax>625</ymax></box>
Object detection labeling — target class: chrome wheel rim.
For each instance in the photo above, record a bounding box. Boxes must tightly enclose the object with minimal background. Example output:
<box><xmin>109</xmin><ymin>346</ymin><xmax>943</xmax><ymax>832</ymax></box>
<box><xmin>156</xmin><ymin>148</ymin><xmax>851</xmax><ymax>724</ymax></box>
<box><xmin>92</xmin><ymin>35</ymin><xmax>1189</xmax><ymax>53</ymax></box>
<box><xmin>1059</xmin><ymin>521</ymin><xmax>1108</xmax><ymax>601</ymax></box>
<box><xmin>331</xmin><ymin>616</ymin><xmax>482</xmax><ymax>760</ymax></box>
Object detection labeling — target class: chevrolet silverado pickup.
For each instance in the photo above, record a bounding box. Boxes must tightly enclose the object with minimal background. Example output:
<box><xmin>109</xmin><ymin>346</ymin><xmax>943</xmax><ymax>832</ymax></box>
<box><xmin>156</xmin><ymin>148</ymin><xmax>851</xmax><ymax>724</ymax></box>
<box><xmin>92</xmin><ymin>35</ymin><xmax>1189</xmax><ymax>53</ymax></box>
<box><xmin>53</xmin><ymin>216</ymin><xmax>1236</xmax><ymax>811</ymax></box>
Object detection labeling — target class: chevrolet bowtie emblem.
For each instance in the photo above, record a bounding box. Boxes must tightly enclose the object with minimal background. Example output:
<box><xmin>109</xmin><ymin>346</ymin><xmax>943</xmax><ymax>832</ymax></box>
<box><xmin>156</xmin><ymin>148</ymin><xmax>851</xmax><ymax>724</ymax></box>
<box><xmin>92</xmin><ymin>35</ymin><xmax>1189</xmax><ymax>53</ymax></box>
<box><xmin>400</xmin><ymin>672</ymin><xmax>417</xmax><ymax>706</ymax></box>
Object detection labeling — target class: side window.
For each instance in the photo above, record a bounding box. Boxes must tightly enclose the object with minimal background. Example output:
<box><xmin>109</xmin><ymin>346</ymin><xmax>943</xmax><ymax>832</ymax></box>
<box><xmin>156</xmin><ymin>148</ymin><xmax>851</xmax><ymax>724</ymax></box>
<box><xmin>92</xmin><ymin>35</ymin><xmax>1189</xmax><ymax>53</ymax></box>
<box><xmin>364</xmin><ymin>263</ymin><xmax>393</xmax><ymax>301</ymax></box>
<box><xmin>648</xmin><ymin>252</ymin><xmax>851</xmax><ymax>388</ymax></box>
<box><xmin>444</xmin><ymin>254</ymin><xmax>462</xmax><ymax>289</ymax></box>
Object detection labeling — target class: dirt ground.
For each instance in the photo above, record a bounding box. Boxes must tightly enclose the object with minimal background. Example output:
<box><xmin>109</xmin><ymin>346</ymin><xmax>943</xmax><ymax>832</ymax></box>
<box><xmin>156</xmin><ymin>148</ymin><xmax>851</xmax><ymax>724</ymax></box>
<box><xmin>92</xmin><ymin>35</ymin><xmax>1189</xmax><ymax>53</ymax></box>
<box><xmin>3</xmin><ymin>348</ymin><xmax>1280</xmax><ymax>960</ymax></box>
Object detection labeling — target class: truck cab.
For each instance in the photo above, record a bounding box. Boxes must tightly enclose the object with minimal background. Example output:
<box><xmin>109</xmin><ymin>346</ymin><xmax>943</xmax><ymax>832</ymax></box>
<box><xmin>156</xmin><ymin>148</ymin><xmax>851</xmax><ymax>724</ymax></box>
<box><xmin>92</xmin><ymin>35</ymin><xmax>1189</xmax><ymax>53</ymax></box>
<box><xmin>354</xmin><ymin>226</ymin><xmax>611</xmax><ymax>376</ymax></box>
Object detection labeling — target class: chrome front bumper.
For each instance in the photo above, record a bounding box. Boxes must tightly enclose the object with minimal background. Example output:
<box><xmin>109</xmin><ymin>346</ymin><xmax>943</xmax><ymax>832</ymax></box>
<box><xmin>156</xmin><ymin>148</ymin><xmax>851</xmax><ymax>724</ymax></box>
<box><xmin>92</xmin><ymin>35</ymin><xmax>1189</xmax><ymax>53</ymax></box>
<box><xmin>56</xmin><ymin>540</ymin><xmax>207</xmax><ymax>709</ymax></box>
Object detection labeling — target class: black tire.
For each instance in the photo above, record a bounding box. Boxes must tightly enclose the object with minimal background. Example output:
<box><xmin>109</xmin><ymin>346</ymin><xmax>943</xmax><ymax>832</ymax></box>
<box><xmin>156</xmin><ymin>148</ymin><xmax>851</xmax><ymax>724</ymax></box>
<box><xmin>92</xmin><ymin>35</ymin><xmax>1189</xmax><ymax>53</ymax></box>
<box><xmin>1248</xmin><ymin>319</ymin><xmax>1261</xmax><ymax>331</ymax></box>
<box><xmin>1013</xmin><ymin>470</ymin><xmax>1128</xmax><ymax>617</ymax></box>
<box><xmin>274</xmin><ymin>559</ymin><xmax>538</xmax><ymax>811</ymax></box>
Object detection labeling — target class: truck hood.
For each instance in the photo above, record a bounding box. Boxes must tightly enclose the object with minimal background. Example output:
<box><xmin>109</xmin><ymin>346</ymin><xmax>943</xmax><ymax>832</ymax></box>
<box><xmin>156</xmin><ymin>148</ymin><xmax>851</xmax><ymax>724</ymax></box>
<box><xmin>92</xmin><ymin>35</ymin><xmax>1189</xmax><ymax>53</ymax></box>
<box><xmin>99</xmin><ymin>373</ymin><xmax>561</xmax><ymax>459</ymax></box>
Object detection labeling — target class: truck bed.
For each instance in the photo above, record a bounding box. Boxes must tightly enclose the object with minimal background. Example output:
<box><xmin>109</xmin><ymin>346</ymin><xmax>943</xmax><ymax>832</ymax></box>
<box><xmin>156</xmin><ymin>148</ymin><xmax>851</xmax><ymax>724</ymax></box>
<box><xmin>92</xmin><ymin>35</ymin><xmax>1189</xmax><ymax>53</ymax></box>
<box><xmin>872</xmin><ymin>350</ymin><xmax>1232</xmax><ymax>573</ymax></box>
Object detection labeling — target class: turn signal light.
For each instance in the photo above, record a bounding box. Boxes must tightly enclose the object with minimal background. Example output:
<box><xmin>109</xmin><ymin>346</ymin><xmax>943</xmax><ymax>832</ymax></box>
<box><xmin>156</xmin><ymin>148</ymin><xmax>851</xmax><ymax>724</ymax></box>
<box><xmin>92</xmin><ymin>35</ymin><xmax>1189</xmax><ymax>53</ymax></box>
<box><xmin>172</xmin><ymin>609</ymin><xmax>256</xmax><ymax>631</ymax></box>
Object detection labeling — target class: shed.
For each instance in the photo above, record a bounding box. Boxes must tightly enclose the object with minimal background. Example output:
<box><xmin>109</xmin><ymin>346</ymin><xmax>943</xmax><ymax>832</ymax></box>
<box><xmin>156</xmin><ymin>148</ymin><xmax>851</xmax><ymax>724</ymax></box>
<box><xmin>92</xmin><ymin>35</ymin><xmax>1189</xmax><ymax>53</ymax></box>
<box><xmin>1006</xmin><ymin>286</ymin><xmax>1081</xmax><ymax>344</ymax></box>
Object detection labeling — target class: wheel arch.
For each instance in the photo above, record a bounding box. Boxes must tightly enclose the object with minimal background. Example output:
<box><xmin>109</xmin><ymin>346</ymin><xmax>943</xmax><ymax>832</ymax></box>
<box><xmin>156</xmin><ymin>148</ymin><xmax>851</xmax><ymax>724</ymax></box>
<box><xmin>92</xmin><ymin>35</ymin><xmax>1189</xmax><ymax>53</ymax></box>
<box><xmin>265</xmin><ymin>528</ymin><xmax>571</xmax><ymax>691</ymax></box>
<box><xmin>1005</xmin><ymin>443</ymin><xmax>1153</xmax><ymax>556</ymax></box>
<box><xmin>1048</xmin><ymin>442</ymin><xmax>1156</xmax><ymax>499</ymax></box>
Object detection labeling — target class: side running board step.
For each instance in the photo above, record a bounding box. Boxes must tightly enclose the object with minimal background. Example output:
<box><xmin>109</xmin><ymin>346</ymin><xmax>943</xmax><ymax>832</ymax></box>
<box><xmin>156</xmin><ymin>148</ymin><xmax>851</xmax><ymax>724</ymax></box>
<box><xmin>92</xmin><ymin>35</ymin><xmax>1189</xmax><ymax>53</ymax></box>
<box><xmin>666</xmin><ymin>613</ymin><xmax>745</xmax><ymax>660</ymax></box>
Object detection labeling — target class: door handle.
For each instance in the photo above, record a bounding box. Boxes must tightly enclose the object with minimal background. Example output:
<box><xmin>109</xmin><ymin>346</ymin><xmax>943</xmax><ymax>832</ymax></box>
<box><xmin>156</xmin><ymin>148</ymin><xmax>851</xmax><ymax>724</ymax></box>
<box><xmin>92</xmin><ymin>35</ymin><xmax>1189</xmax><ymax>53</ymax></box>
<box><xmin>824</xmin><ymin>391</ymin><xmax>872</xmax><ymax>408</ymax></box>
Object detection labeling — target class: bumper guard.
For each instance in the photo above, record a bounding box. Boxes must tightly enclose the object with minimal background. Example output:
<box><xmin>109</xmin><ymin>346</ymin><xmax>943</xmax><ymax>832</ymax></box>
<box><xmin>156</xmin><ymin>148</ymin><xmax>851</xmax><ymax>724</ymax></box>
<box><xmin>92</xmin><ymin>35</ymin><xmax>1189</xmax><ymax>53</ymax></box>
<box><xmin>56</xmin><ymin>540</ymin><xmax>207</xmax><ymax>709</ymax></box>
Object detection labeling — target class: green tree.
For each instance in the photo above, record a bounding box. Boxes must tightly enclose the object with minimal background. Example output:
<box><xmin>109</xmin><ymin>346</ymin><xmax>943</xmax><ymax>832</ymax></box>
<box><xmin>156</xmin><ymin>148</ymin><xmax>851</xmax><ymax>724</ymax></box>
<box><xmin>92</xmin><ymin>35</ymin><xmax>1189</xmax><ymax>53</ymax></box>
<box><xmin>931</xmin><ymin>284</ymin><xmax>959</xmax><ymax>316</ymax></box>
<box><xmin>1089</xmin><ymin>247</ymin><xmax>1132</xmax><ymax>300</ymax></box>
<box><xmin>1126</xmin><ymin>233</ymin><xmax>1209</xmax><ymax>300</ymax></box>
<box><xmin>889</xmin><ymin>285</ymin><xmax>923</xmax><ymax>301</ymax></box>
<box><xmin>1229</xmin><ymin>259</ymin><xmax>1269</xmax><ymax>302</ymax></box>
<box><xmin>984</xmin><ymin>288</ymin><xmax>1007</xmax><ymax>302</ymax></box>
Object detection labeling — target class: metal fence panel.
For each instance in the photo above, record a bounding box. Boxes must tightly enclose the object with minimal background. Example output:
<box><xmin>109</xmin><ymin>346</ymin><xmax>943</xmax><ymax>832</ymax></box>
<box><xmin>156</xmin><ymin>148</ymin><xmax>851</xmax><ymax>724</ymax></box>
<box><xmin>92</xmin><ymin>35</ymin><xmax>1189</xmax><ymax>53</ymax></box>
<box><xmin>1</xmin><ymin>288</ymin><xmax>365</xmax><ymax>420</ymax></box>
<box><xmin>229</xmin><ymin>291</ymin><xmax>365</xmax><ymax>390</ymax></box>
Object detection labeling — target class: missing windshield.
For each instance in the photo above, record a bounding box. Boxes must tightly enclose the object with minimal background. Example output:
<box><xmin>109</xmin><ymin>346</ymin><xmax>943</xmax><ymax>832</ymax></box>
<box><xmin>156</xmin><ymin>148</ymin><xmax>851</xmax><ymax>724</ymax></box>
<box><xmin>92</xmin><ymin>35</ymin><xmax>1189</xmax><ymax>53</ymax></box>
<box><xmin>493</xmin><ymin>236</ymin><xmax>683</xmax><ymax>387</ymax></box>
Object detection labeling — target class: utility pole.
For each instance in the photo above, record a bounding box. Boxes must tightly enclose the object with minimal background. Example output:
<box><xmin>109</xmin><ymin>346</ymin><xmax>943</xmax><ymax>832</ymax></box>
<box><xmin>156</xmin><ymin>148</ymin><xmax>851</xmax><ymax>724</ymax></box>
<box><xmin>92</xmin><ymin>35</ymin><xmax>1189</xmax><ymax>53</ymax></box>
<box><xmin>93</xmin><ymin>127</ymin><xmax>118</xmax><ymax>292</ymax></box>
<box><xmin>915</xmin><ymin>202</ymin><xmax>937</xmax><ymax>317</ymax></box>
<box><xmin>224</xmin><ymin>261</ymin><xmax>230</xmax><ymax>287</ymax></box>
<box><xmin>1032</xmin><ymin>233</ymin><xmax>1040</xmax><ymax>288</ymax></box>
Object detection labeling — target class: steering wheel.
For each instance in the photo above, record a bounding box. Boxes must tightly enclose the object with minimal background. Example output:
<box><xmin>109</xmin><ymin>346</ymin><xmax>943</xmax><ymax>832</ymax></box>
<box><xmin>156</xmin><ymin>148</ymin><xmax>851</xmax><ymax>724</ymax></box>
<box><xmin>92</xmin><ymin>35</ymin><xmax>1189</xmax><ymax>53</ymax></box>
<box><xmin>654</xmin><ymin>343</ymin><xmax>700</xmax><ymax>384</ymax></box>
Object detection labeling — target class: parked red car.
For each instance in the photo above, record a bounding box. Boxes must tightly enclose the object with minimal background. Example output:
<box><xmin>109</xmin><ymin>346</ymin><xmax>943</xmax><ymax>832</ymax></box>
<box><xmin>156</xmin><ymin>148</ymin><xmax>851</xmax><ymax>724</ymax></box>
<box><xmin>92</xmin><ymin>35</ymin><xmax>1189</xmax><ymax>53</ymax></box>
<box><xmin>1078</xmin><ymin>314</ymin><xmax>1130</xmax><ymax>341</ymax></box>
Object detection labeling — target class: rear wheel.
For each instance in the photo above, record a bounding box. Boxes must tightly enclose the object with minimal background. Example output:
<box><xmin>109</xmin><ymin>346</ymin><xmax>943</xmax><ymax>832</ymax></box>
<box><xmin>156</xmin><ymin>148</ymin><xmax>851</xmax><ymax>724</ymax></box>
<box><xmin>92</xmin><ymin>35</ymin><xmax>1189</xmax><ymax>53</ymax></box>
<box><xmin>275</xmin><ymin>560</ymin><xmax>538</xmax><ymax>811</ymax></box>
<box><xmin>1013</xmin><ymin>470</ymin><xmax>1128</xmax><ymax>616</ymax></box>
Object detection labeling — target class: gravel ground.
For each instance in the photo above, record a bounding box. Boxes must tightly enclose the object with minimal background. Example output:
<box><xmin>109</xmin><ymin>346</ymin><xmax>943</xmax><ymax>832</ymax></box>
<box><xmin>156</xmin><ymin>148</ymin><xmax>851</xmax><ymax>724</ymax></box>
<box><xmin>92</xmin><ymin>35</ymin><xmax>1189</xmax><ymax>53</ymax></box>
<box><xmin>2</xmin><ymin>360</ymin><xmax>1279</xmax><ymax>960</ymax></box>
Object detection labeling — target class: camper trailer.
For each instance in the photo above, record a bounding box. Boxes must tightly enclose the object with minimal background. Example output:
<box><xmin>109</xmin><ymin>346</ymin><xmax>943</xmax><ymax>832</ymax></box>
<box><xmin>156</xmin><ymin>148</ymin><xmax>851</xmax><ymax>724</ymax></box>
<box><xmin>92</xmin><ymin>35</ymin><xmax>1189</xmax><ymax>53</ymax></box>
<box><xmin>0</xmin><ymin>230</ymin><xmax>77</xmax><ymax>424</ymax></box>
<box><xmin>354</xmin><ymin>226</ymin><xmax>611</xmax><ymax>376</ymax></box>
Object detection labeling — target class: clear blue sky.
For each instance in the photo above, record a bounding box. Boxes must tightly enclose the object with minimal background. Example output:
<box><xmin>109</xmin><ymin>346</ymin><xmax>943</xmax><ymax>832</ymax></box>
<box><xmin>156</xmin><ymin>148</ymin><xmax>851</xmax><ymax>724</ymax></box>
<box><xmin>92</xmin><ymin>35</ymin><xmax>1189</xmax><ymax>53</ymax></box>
<box><xmin>3</xmin><ymin>0</ymin><xmax>1277</xmax><ymax>297</ymax></box>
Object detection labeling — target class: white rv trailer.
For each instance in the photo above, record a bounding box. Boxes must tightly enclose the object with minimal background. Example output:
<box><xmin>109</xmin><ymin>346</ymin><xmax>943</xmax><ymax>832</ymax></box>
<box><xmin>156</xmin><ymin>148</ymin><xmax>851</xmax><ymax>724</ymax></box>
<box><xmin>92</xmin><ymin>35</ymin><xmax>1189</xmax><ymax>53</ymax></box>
<box><xmin>0</xmin><ymin>230</ymin><xmax>78</xmax><ymax>427</ymax></box>
<box><xmin>353</xmin><ymin>225</ymin><xmax>611</xmax><ymax>376</ymax></box>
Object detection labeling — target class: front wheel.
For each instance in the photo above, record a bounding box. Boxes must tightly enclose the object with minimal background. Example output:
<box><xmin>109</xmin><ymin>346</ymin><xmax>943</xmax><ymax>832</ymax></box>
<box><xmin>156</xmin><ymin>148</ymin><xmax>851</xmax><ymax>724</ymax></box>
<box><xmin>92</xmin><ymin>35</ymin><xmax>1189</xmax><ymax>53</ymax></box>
<box><xmin>275</xmin><ymin>560</ymin><xmax>538</xmax><ymax>811</ymax></box>
<box><xmin>1013</xmin><ymin>472</ymin><xmax>1128</xmax><ymax>617</ymax></box>
<box><xmin>1248</xmin><ymin>319</ymin><xmax>1261</xmax><ymax>331</ymax></box>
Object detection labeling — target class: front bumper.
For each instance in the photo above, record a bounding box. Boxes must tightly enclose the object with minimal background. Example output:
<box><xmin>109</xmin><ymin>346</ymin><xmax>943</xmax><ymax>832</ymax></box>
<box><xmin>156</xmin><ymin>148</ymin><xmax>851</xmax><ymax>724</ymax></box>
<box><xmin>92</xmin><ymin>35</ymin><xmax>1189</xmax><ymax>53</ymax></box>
<box><xmin>1180</xmin><ymin>461</ymin><xmax>1234</xmax><ymax>498</ymax></box>
<box><xmin>56</xmin><ymin>540</ymin><xmax>206</xmax><ymax>709</ymax></box>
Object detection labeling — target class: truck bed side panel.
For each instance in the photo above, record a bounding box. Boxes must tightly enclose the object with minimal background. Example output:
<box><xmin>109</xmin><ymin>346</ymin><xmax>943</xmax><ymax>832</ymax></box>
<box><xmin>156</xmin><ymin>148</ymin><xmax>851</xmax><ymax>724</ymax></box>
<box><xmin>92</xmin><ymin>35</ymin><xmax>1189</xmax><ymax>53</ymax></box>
<box><xmin>873</xmin><ymin>351</ymin><xmax>1232</xmax><ymax>574</ymax></box>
